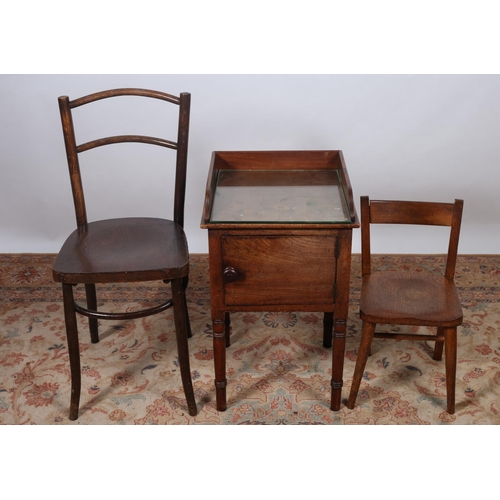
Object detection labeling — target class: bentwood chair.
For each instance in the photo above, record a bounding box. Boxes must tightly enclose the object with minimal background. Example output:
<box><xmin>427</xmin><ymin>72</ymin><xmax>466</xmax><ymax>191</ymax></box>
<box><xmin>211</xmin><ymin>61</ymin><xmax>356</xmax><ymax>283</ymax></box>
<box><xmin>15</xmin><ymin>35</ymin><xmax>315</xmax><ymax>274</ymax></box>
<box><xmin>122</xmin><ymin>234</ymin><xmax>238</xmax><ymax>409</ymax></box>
<box><xmin>347</xmin><ymin>196</ymin><xmax>464</xmax><ymax>414</ymax></box>
<box><xmin>52</xmin><ymin>88</ymin><xmax>197</xmax><ymax>420</ymax></box>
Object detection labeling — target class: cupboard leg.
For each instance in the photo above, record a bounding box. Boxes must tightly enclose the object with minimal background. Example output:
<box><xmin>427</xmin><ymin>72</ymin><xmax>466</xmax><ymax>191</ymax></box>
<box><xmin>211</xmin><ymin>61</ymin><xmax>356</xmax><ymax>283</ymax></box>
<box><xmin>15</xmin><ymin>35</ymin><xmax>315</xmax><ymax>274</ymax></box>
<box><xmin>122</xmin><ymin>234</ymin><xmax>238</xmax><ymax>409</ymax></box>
<box><xmin>323</xmin><ymin>312</ymin><xmax>334</xmax><ymax>348</ymax></box>
<box><xmin>225</xmin><ymin>312</ymin><xmax>231</xmax><ymax>348</ymax></box>
<box><xmin>330</xmin><ymin>318</ymin><xmax>347</xmax><ymax>411</ymax></box>
<box><xmin>213</xmin><ymin>317</ymin><xmax>227</xmax><ymax>411</ymax></box>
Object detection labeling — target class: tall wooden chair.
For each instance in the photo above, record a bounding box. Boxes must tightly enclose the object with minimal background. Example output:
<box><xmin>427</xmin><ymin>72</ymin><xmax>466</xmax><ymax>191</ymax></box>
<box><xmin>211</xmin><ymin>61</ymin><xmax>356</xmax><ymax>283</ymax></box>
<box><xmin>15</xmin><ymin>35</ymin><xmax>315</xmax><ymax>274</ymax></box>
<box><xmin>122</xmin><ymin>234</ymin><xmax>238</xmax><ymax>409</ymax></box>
<box><xmin>52</xmin><ymin>88</ymin><xmax>197</xmax><ymax>420</ymax></box>
<box><xmin>347</xmin><ymin>196</ymin><xmax>464</xmax><ymax>414</ymax></box>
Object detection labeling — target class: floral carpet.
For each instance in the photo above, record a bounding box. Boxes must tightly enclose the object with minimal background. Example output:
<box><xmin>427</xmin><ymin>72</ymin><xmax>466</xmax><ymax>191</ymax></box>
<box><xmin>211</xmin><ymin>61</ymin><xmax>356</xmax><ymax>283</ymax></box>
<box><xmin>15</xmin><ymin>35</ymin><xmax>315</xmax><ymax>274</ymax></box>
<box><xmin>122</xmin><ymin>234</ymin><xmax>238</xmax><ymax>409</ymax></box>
<box><xmin>1</xmin><ymin>253</ymin><xmax>499</xmax><ymax>425</ymax></box>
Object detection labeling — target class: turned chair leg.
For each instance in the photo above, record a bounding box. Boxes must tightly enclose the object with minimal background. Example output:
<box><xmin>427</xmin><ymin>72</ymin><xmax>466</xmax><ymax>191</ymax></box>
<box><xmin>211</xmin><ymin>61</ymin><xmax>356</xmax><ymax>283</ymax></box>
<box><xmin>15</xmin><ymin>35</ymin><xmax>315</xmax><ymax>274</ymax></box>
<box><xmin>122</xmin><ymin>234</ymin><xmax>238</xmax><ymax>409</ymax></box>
<box><xmin>62</xmin><ymin>283</ymin><xmax>81</xmax><ymax>421</ymax></box>
<box><xmin>433</xmin><ymin>327</ymin><xmax>445</xmax><ymax>361</ymax></box>
<box><xmin>172</xmin><ymin>278</ymin><xmax>197</xmax><ymax>417</ymax></box>
<box><xmin>444</xmin><ymin>327</ymin><xmax>457</xmax><ymax>414</ymax></box>
<box><xmin>347</xmin><ymin>321</ymin><xmax>376</xmax><ymax>409</ymax></box>
<box><xmin>323</xmin><ymin>312</ymin><xmax>334</xmax><ymax>348</ymax></box>
<box><xmin>85</xmin><ymin>283</ymin><xmax>99</xmax><ymax>344</ymax></box>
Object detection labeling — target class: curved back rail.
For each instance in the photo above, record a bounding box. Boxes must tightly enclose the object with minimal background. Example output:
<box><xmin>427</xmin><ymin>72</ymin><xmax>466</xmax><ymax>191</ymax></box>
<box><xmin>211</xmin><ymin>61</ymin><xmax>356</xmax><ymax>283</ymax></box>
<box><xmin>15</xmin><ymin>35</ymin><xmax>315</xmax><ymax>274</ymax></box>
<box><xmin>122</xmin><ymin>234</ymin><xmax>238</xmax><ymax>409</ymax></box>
<box><xmin>58</xmin><ymin>88</ymin><xmax>190</xmax><ymax>228</ymax></box>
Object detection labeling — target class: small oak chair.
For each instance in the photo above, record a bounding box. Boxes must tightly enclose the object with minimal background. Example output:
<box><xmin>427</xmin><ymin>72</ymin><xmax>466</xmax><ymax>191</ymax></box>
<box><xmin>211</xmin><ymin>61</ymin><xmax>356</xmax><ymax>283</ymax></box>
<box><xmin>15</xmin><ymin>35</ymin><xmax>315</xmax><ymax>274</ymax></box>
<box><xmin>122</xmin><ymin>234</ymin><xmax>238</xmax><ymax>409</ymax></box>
<box><xmin>52</xmin><ymin>88</ymin><xmax>197</xmax><ymax>420</ymax></box>
<box><xmin>347</xmin><ymin>196</ymin><xmax>464</xmax><ymax>414</ymax></box>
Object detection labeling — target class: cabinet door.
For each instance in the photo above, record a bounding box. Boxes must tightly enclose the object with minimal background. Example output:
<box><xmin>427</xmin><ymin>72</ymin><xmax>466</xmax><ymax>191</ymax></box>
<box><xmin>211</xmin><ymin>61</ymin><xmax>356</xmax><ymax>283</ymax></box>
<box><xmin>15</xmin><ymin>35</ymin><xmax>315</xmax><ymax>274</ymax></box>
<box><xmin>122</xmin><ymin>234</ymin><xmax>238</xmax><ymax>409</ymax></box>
<box><xmin>221</xmin><ymin>234</ymin><xmax>337</xmax><ymax>306</ymax></box>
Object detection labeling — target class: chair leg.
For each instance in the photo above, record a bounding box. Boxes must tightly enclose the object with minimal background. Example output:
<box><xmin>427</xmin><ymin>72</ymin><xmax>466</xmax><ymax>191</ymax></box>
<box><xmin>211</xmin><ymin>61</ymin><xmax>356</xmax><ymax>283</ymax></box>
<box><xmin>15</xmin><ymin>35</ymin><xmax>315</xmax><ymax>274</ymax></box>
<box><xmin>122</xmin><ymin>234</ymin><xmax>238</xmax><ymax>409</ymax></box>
<box><xmin>323</xmin><ymin>312</ymin><xmax>334</xmax><ymax>348</ymax></box>
<box><xmin>182</xmin><ymin>276</ymin><xmax>192</xmax><ymax>339</ymax></box>
<box><xmin>62</xmin><ymin>283</ymin><xmax>81</xmax><ymax>421</ymax></box>
<box><xmin>85</xmin><ymin>284</ymin><xmax>99</xmax><ymax>343</ymax></box>
<box><xmin>433</xmin><ymin>327</ymin><xmax>444</xmax><ymax>361</ymax></box>
<box><xmin>347</xmin><ymin>321</ymin><xmax>376</xmax><ymax>409</ymax></box>
<box><xmin>171</xmin><ymin>278</ymin><xmax>197</xmax><ymax>417</ymax></box>
<box><xmin>444</xmin><ymin>327</ymin><xmax>457</xmax><ymax>414</ymax></box>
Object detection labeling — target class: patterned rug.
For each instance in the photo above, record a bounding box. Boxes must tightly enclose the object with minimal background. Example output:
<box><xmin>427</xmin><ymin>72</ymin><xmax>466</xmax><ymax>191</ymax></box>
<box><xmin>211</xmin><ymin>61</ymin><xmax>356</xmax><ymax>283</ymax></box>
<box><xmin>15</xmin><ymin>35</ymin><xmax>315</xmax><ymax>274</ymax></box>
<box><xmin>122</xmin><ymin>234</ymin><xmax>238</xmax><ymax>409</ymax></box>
<box><xmin>1</xmin><ymin>253</ymin><xmax>499</xmax><ymax>425</ymax></box>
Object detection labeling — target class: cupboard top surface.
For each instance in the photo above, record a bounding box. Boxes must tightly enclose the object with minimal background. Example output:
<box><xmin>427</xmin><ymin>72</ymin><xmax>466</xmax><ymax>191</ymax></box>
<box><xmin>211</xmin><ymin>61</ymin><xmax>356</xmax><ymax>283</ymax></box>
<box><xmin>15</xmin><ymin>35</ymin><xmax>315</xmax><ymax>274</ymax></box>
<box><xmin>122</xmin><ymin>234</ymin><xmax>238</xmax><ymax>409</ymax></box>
<box><xmin>201</xmin><ymin>150</ymin><xmax>359</xmax><ymax>229</ymax></box>
<box><xmin>210</xmin><ymin>169</ymin><xmax>352</xmax><ymax>224</ymax></box>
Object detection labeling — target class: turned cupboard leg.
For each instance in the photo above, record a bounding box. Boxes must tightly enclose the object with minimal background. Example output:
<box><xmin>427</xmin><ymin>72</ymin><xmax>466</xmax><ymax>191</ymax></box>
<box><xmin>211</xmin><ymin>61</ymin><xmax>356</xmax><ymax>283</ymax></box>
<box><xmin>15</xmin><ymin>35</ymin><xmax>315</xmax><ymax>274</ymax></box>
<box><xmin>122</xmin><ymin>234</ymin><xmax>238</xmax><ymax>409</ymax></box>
<box><xmin>323</xmin><ymin>312</ymin><xmax>334</xmax><ymax>348</ymax></box>
<box><xmin>225</xmin><ymin>312</ymin><xmax>231</xmax><ymax>347</ymax></box>
<box><xmin>212</xmin><ymin>316</ymin><xmax>227</xmax><ymax>411</ymax></box>
<box><xmin>330</xmin><ymin>230</ymin><xmax>353</xmax><ymax>411</ymax></box>
<box><xmin>330</xmin><ymin>318</ymin><xmax>347</xmax><ymax>410</ymax></box>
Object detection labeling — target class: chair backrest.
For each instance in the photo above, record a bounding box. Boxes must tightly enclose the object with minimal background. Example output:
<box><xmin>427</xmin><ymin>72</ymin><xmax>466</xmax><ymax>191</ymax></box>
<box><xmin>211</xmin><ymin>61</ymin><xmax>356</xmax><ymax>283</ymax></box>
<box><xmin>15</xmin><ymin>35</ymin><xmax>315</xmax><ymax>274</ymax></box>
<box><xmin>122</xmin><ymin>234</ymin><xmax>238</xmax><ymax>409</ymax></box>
<box><xmin>58</xmin><ymin>88</ymin><xmax>191</xmax><ymax>228</ymax></box>
<box><xmin>360</xmin><ymin>196</ymin><xmax>464</xmax><ymax>278</ymax></box>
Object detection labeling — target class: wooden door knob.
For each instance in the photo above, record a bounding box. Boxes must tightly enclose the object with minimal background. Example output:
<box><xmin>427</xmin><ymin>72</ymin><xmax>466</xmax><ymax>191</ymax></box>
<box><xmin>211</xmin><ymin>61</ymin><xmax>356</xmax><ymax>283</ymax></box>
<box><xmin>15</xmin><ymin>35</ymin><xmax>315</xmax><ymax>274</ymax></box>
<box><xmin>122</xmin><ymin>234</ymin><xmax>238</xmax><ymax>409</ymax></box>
<box><xmin>223</xmin><ymin>266</ymin><xmax>238</xmax><ymax>283</ymax></box>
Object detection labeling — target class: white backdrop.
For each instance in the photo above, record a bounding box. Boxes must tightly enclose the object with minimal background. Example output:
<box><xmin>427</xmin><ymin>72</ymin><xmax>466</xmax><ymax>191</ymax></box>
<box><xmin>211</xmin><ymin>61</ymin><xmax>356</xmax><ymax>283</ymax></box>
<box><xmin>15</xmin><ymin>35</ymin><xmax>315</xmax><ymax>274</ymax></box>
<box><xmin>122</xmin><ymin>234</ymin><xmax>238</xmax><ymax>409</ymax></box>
<box><xmin>1</xmin><ymin>74</ymin><xmax>499</xmax><ymax>255</ymax></box>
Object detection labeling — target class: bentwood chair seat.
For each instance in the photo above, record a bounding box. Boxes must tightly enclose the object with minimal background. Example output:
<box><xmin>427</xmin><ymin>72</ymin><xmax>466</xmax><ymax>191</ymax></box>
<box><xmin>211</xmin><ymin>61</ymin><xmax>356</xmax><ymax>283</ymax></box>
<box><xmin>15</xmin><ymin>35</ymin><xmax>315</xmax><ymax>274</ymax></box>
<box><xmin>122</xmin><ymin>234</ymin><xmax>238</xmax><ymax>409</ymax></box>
<box><xmin>53</xmin><ymin>218</ymin><xmax>189</xmax><ymax>284</ymax></box>
<box><xmin>52</xmin><ymin>88</ymin><xmax>197</xmax><ymax>420</ymax></box>
<box><xmin>347</xmin><ymin>196</ymin><xmax>464</xmax><ymax>414</ymax></box>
